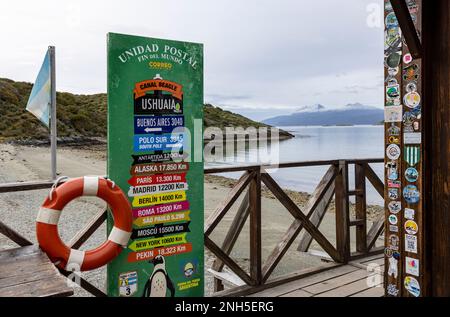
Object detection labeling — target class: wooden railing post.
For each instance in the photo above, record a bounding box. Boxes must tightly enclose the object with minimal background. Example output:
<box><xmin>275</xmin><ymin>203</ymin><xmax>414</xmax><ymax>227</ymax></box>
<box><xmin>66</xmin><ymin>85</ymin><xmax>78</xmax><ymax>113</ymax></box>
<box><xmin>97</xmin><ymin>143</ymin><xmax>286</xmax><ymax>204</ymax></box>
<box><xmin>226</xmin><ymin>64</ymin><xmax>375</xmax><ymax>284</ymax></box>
<box><xmin>355</xmin><ymin>163</ymin><xmax>368</xmax><ymax>254</ymax></box>
<box><xmin>335</xmin><ymin>160</ymin><xmax>350</xmax><ymax>263</ymax></box>
<box><xmin>249</xmin><ymin>169</ymin><xmax>262</xmax><ymax>285</ymax></box>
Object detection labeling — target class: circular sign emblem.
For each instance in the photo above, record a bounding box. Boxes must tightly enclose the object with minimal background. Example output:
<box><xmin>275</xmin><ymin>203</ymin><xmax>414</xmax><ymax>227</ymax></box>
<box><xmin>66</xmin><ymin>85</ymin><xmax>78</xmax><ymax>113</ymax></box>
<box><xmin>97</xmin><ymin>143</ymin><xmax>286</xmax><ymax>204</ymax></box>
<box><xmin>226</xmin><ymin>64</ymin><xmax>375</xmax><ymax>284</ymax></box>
<box><xmin>403</xmin><ymin>185</ymin><xmax>420</xmax><ymax>204</ymax></box>
<box><xmin>404</xmin><ymin>92</ymin><xmax>421</xmax><ymax>108</ymax></box>
<box><xmin>405</xmin><ymin>167</ymin><xmax>419</xmax><ymax>182</ymax></box>
<box><xmin>403</xmin><ymin>53</ymin><xmax>413</xmax><ymax>64</ymax></box>
<box><xmin>404</xmin><ymin>276</ymin><xmax>421</xmax><ymax>297</ymax></box>
<box><xmin>406</xmin><ymin>82</ymin><xmax>417</xmax><ymax>93</ymax></box>
<box><xmin>389</xmin><ymin>214</ymin><xmax>398</xmax><ymax>225</ymax></box>
<box><xmin>388</xmin><ymin>201</ymin><xmax>401</xmax><ymax>214</ymax></box>
<box><xmin>385</xmin><ymin>247</ymin><xmax>394</xmax><ymax>258</ymax></box>
<box><xmin>385</xmin><ymin>12</ymin><xmax>399</xmax><ymax>28</ymax></box>
<box><xmin>386</xmin><ymin>53</ymin><xmax>402</xmax><ymax>68</ymax></box>
<box><xmin>405</xmin><ymin>220</ymin><xmax>419</xmax><ymax>235</ymax></box>
<box><xmin>388</xmin><ymin>67</ymin><xmax>399</xmax><ymax>77</ymax></box>
<box><xmin>386</xmin><ymin>144</ymin><xmax>401</xmax><ymax>160</ymax></box>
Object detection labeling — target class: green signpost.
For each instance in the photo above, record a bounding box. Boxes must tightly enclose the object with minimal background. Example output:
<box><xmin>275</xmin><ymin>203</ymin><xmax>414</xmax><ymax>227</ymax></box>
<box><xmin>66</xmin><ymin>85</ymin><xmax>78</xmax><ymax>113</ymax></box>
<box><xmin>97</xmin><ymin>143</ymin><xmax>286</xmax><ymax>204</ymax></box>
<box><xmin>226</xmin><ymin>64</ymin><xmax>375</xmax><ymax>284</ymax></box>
<box><xmin>106</xmin><ymin>33</ymin><xmax>204</xmax><ymax>297</ymax></box>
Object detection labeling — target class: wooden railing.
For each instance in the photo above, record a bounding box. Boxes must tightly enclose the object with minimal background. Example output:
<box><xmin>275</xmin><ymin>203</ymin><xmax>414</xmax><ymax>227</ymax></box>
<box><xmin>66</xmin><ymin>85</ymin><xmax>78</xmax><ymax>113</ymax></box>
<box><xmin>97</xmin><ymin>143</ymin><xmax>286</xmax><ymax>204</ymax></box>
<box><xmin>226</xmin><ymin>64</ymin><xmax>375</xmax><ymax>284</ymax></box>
<box><xmin>0</xmin><ymin>158</ymin><xmax>385</xmax><ymax>297</ymax></box>
<box><xmin>204</xmin><ymin>158</ymin><xmax>385</xmax><ymax>296</ymax></box>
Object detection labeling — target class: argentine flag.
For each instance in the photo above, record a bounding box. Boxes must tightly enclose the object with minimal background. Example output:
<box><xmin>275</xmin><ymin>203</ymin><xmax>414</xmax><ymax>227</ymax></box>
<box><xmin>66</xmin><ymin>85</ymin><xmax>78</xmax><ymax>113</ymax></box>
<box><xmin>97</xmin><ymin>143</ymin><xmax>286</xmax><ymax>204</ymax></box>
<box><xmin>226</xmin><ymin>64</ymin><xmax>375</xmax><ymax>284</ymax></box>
<box><xmin>26</xmin><ymin>49</ymin><xmax>51</xmax><ymax>127</ymax></box>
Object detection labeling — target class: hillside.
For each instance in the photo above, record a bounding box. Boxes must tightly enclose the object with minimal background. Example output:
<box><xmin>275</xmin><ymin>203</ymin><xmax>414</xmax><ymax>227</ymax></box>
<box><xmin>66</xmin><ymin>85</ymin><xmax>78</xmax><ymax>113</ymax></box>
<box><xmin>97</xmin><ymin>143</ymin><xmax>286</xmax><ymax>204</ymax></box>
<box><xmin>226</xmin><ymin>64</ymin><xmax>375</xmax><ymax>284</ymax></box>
<box><xmin>263</xmin><ymin>103</ymin><xmax>384</xmax><ymax>126</ymax></box>
<box><xmin>0</xmin><ymin>78</ymin><xmax>293</xmax><ymax>141</ymax></box>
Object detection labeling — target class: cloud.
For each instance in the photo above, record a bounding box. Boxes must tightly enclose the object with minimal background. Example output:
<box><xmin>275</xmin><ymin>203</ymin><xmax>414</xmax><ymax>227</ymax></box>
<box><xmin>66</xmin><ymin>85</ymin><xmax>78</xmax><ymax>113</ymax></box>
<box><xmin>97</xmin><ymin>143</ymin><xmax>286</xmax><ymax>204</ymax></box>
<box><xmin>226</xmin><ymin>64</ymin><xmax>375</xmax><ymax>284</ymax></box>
<box><xmin>0</xmin><ymin>0</ymin><xmax>384</xmax><ymax>114</ymax></box>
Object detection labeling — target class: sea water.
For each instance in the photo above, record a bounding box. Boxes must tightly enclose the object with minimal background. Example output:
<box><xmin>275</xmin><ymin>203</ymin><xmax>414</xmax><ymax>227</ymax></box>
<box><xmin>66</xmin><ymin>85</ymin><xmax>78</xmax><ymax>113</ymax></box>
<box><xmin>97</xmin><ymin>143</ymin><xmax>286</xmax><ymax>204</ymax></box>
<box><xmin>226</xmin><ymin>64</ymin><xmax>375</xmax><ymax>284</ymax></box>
<box><xmin>205</xmin><ymin>125</ymin><xmax>384</xmax><ymax>205</ymax></box>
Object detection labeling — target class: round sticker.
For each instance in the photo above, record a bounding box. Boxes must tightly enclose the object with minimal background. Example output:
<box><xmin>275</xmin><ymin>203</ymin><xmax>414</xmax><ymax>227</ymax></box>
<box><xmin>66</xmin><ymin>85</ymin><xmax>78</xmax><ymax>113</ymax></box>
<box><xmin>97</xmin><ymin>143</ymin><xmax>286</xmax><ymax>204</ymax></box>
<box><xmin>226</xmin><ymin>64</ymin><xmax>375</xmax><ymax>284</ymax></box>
<box><xmin>386</xmin><ymin>53</ymin><xmax>402</xmax><ymax>68</ymax></box>
<box><xmin>389</xmin><ymin>235</ymin><xmax>399</xmax><ymax>250</ymax></box>
<box><xmin>388</xmin><ymin>201</ymin><xmax>401</xmax><ymax>214</ymax></box>
<box><xmin>388</xmin><ymin>67</ymin><xmax>399</xmax><ymax>77</ymax></box>
<box><xmin>386</xmin><ymin>144</ymin><xmax>401</xmax><ymax>160</ymax></box>
<box><xmin>405</xmin><ymin>220</ymin><xmax>418</xmax><ymax>235</ymax></box>
<box><xmin>385</xmin><ymin>247</ymin><xmax>393</xmax><ymax>258</ymax></box>
<box><xmin>386</xmin><ymin>85</ymin><xmax>400</xmax><ymax>98</ymax></box>
<box><xmin>404</xmin><ymin>92</ymin><xmax>421</xmax><ymax>108</ymax></box>
<box><xmin>385</xmin><ymin>12</ymin><xmax>399</xmax><ymax>28</ymax></box>
<box><xmin>403</xmin><ymin>53</ymin><xmax>413</xmax><ymax>64</ymax></box>
<box><xmin>404</xmin><ymin>276</ymin><xmax>421</xmax><ymax>297</ymax></box>
<box><xmin>406</xmin><ymin>82</ymin><xmax>417</xmax><ymax>93</ymax></box>
<box><xmin>403</xmin><ymin>185</ymin><xmax>420</xmax><ymax>204</ymax></box>
<box><xmin>389</xmin><ymin>214</ymin><xmax>398</xmax><ymax>225</ymax></box>
<box><xmin>403</xmin><ymin>64</ymin><xmax>419</xmax><ymax>81</ymax></box>
<box><xmin>405</xmin><ymin>167</ymin><xmax>419</xmax><ymax>182</ymax></box>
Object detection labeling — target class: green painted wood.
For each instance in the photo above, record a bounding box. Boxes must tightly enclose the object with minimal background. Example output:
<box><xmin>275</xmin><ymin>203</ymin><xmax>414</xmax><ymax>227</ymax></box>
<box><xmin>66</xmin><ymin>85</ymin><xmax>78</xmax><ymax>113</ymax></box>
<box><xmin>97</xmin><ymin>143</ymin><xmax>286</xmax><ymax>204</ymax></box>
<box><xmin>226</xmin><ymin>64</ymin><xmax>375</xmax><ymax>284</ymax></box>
<box><xmin>107</xmin><ymin>33</ymin><xmax>204</xmax><ymax>297</ymax></box>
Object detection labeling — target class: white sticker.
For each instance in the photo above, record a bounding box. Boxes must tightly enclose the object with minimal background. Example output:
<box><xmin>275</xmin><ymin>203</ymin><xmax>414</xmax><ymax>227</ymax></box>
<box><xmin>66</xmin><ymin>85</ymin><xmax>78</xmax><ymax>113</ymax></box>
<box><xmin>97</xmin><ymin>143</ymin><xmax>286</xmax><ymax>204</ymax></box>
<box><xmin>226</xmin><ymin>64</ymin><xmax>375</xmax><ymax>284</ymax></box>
<box><xmin>404</xmin><ymin>132</ymin><xmax>422</xmax><ymax>145</ymax></box>
<box><xmin>405</xmin><ymin>208</ymin><xmax>415</xmax><ymax>220</ymax></box>
<box><xmin>385</xmin><ymin>106</ymin><xmax>403</xmax><ymax>123</ymax></box>
<box><xmin>388</xmin><ymin>256</ymin><xmax>399</xmax><ymax>279</ymax></box>
<box><xmin>386</xmin><ymin>144</ymin><xmax>401</xmax><ymax>160</ymax></box>
<box><xmin>405</xmin><ymin>257</ymin><xmax>420</xmax><ymax>276</ymax></box>
<box><xmin>389</xmin><ymin>214</ymin><xmax>398</xmax><ymax>225</ymax></box>
<box><xmin>390</xmin><ymin>225</ymin><xmax>399</xmax><ymax>233</ymax></box>
<box><xmin>405</xmin><ymin>234</ymin><xmax>418</xmax><ymax>253</ymax></box>
<box><xmin>119</xmin><ymin>271</ymin><xmax>138</xmax><ymax>297</ymax></box>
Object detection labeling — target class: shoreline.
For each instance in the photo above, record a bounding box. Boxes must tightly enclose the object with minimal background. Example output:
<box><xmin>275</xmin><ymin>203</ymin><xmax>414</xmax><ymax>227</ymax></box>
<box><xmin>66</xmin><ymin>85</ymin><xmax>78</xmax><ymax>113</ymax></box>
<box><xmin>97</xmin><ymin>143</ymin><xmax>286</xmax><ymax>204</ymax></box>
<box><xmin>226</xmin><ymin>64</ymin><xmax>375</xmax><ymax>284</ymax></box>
<box><xmin>0</xmin><ymin>142</ymin><xmax>383</xmax><ymax>296</ymax></box>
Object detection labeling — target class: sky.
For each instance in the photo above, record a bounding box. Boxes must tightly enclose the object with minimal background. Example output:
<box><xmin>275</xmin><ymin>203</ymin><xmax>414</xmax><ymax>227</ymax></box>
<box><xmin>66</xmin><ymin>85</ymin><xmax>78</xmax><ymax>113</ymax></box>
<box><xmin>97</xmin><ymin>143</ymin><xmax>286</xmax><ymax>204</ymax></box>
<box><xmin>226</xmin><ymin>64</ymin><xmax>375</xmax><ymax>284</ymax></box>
<box><xmin>0</xmin><ymin>0</ymin><xmax>384</xmax><ymax>121</ymax></box>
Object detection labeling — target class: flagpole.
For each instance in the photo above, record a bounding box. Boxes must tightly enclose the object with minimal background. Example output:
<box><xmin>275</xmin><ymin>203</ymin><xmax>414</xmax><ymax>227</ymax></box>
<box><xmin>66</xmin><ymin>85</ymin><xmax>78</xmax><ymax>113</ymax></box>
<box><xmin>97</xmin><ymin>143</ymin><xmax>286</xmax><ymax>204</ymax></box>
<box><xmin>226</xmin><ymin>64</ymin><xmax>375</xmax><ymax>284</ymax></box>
<box><xmin>49</xmin><ymin>46</ymin><xmax>57</xmax><ymax>180</ymax></box>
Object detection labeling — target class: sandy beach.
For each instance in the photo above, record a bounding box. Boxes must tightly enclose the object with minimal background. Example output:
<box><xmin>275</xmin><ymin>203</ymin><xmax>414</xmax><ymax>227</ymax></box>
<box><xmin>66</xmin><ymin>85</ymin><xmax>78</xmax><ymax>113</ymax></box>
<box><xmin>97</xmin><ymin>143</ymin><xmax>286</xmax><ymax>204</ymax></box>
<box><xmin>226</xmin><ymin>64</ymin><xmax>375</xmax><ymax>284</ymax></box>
<box><xmin>0</xmin><ymin>142</ymin><xmax>383</xmax><ymax>296</ymax></box>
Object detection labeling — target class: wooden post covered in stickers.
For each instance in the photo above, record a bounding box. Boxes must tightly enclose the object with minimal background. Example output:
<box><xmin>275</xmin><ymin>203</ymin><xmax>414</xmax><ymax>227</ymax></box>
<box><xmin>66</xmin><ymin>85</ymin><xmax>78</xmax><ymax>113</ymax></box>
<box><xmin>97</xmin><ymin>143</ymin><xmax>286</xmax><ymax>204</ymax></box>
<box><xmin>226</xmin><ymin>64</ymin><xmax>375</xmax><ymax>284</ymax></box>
<box><xmin>384</xmin><ymin>0</ymin><xmax>424</xmax><ymax>298</ymax></box>
<box><xmin>106</xmin><ymin>33</ymin><xmax>204</xmax><ymax>297</ymax></box>
<box><xmin>385</xmin><ymin>0</ymin><xmax>450</xmax><ymax>297</ymax></box>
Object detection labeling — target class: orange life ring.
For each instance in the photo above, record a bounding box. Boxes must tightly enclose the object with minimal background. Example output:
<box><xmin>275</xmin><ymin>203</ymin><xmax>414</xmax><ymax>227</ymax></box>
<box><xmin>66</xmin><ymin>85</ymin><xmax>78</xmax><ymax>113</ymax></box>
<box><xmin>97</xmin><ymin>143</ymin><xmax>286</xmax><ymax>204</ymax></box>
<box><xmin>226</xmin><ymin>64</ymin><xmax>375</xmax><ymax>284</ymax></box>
<box><xmin>36</xmin><ymin>176</ymin><xmax>132</xmax><ymax>271</ymax></box>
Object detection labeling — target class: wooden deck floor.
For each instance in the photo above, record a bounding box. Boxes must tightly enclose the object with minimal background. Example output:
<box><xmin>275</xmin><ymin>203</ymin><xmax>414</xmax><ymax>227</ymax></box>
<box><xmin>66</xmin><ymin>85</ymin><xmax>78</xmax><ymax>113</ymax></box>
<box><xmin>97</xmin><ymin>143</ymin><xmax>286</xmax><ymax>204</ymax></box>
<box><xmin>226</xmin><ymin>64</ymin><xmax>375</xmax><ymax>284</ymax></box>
<box><xmin>247</xmin><ymin>254</ymin><xmax>385</xmax><ymax>297</ymax></box>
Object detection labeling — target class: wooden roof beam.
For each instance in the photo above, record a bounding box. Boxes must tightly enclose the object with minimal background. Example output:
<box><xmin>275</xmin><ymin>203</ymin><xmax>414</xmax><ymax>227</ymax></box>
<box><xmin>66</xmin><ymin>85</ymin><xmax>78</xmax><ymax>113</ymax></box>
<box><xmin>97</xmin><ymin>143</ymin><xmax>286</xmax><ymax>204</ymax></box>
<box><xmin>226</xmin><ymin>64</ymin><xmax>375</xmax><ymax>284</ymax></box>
<box><xmin>391</xmin><ymin>0</ymin><xmax>422</xmax><ymax>59</ymax></box>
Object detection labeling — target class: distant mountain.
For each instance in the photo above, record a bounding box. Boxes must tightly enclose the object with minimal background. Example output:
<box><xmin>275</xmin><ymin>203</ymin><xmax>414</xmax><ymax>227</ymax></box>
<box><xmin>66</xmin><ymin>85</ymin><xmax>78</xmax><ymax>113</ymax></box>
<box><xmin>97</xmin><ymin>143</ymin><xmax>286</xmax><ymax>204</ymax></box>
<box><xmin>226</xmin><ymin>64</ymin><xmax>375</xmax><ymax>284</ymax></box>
<box><xmin>263</xmin><ymin>103</ymin><xmax>383</xmax><ymax>126</ymax></box>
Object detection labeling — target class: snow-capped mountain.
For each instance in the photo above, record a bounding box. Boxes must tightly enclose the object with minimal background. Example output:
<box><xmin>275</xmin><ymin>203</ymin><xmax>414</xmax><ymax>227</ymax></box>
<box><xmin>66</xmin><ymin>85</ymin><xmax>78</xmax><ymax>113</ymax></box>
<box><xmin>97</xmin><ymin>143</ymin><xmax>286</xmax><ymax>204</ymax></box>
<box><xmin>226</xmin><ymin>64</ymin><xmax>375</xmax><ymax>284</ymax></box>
<box><xmin>295</xmin><ymin>104</ymin><xmax>326</xmax><ymax>113</ymax></box>
<box><xmin>263</xmin><ymin>103</ymin><xmax>383</xmax><ymax>126</ymax></box>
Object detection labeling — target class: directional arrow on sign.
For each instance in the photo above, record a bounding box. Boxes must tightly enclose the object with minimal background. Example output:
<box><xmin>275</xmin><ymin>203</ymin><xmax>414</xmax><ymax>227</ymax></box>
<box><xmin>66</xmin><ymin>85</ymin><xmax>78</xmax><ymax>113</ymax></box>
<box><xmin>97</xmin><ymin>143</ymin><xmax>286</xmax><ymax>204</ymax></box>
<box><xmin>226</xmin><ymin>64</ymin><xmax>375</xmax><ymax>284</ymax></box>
<box><xmin>144</xmin><ymin>127</ymin><xmax>162</xmax><ymax>133</ymax></box>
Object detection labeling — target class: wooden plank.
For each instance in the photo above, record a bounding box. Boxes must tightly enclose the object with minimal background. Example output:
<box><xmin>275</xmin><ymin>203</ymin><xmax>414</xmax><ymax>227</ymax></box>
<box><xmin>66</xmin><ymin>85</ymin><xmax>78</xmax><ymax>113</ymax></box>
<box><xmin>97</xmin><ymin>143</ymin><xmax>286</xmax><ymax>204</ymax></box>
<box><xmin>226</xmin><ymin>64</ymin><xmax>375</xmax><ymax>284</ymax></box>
<box><xmin>0</xmin><ymin>246</ymin><xmax>73</xmax><ymax>297</ymax></box>
<box><xmin>204</xmin><ymin>171</ymin><xmax>254</xmax><ymax>236</ymax></box>
<box><xmin>302</xmin><ymin>269</ymin><xmax>370</xmax><ymax>295</ymax></box>
<box><xmin>261</xmin><ymin>219</ymin><xmax>306</xmax><ymax>283</ymax></box>
<box><xmin>68</xmin><ymin>209</ymin><xmax>107</xmax><ymax>249</ymax></box>
<box><xmin>335</xmin><ymin>161</ymin><xmax>350</xmax><ymax>263</ymax></box>
<box><xmin>297</xmin><ymin>165</ymin><xmax>337</xmax><ymax>252</ymax></box>
<box><xmin>208</xmin><ymin>269</ymin><xmax>246</xmax><ymax>287</ymax></box>
<box><xmin>350</xmin><ymin>286</ymin><xmax>385</xmax><ymax>297</ymax></box>
<box><xmin>0</xmin><ymin>268</ymin><xmax>58</xmax><ymax>288</ymax></box>
<box><xmin>204</xmin><ymin>160</ymin><xmax>340</xmax><ymax>175</ymax></box>
<box><xmin>0</xmin><ymin>221</ymin><xmax>33</xmax><ymax>247</ymax></box>
<box><xmin>280</xmin><ymin>289</ymin><xmax>313</xmax><ymax>297</ymax></box>
<box><xmin>366</xmin><ymin>219</ymin><xmax>384</xmax><ymax>251</ymax></box>
<box><xmin>364</xmin><ymin>163</ymin><xmax>385</xmax><ymax>198</ymax></box>
<box><xmin>0</xmin><ymin>180</ymin><xmax>54</xmax><ymax>193</ymax></box>
<box><xmin>205</xmin><ymin>236</ymin><xmax>253</xmax><ymax>286</ymax></box>
<box><xmin>212</xmin><ymin>192</ymin><xmax>250</xmax><ymax>292</ymax></box>
<box><xmin>314</xmin><ymin>276</ymin><xmax>383</xmax><ymax>297</ymax></box>
<box><xmin>261</xmin><ymin>173</ymin><xmax>341</xmax><ymax>263</ymax></box>
<box><xmin>0</xmin><ymin>276</ymin><xmax>73</xmax><ymax>297</ymax></box>
<box><xmin>391</xmin><ymin>0</ymin><xmax>422</xmax><ymax>58</ymax></box>
<box><xmin>213</xmin><ymin>263</ymin><xmax>341</xmax><ymax>297</ymax></box>
<box><xmin>249</xmin><ymin>171</ymin><xmax>262</xmax><ymax>284</ymax></box>
<box><xmin>248</xmin><ymin>265</ymin><xmax>358</xmax><ymax>297</ymax></box>
<box><xmin>354</xmin><ymin>163</ymin><xmax>367</xmax><ymax>253</ymax></box>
